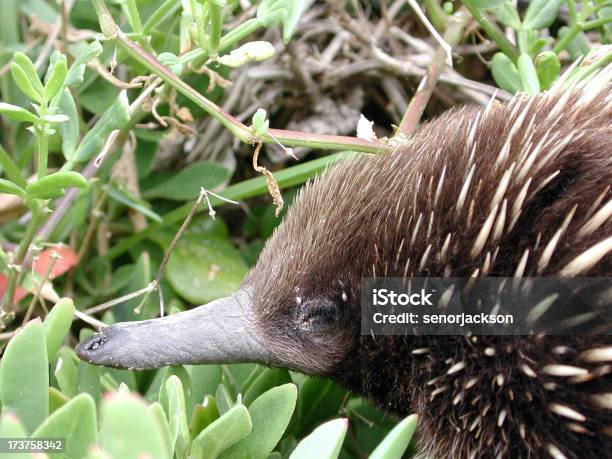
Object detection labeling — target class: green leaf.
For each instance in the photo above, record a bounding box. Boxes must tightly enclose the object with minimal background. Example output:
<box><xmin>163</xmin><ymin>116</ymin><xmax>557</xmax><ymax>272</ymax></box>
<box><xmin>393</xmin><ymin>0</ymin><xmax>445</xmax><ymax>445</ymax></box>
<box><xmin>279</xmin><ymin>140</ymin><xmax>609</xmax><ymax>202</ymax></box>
<box><xmin>189</xmin><ymin>364</ymin><xmax>222</xmax><ymax>406</ymax></box>
<box><xmin>243</xmin><ymin>368</ymin><xmax>292</xmax><ymax>406</ymax></box>
<box><xmin>99</xmin><ymin>392</ymin><xmax>167</xmax><ymax>459</ymax></box>
<box><xmin>0</xmin><ymin>177</ymin><xmax>25</xmax><ymax>197</ymax></box>
<box><xmin>0</xmin><ymin>102</ymin><xmax>39</xmax><ymax>123</ymax></box>
<box><xmin>43</xmin><ymin>297</ymin><xmax>75</xmax><ymax>361</ymax></box>
<box><xmin>517</xmin><ymin>53</ymin><xmax>540</xmax><ymax>95</ymax></box>
<box><xmin>65</xmin><ymin>40</ymin><xmax>103</xmax><ymax>87</ymax></box>
<box><xmin>219</xmin><ymin>383</ymin><xmax>297</xmax><ymax>459</ymax></box>
<box><xmin>281</xmin><ymin>0</ymin><xmax>303</xmax><ymax>44</ymax></box>
<box><xmin>77</xmin><ymin>361</ymin><xmax>102</xmax><ymax>405</ymax></box>
<box><xmin>0</xmin><ymin>319</ymin><xmax>49</xmax><ymax>433</ymax></box>
<box><xmin>192</xmin><ymin>403</ymin><xmax>252</xmax><ymax>459</ymax></box>
<box><xmin>11</xmin><ymin>62</ymin><xmax>42</xmax><ymax>102</ymax></box>
<box><xmin>492</xmin><ymin>1</ymin><xmax>521</xmax><ymax>29</ymax></box>
<box><xmin>535</xmin><ymin>51</ymin><xmax>560</xmax><ymax>90</ymax></box>
<box><xmin>49</xmin><ymin>386</ymin><xmax>70</xmax><ymax>413</ymax></box>
<box><xmin>0</xmin><ymin>412</ymin><xmax>33</xmax><ymax>458</ymax></box>
<box><xmin>148</xmin><ymin>402</ymin><xmax>174</xmax><ymax>459</ymax></box>
<box><xmin>55</xmin><ymin>88</ymin><xmax>80</xmax><ymax>160</ymax></box>
<box><xmin>142</xmin><ymin>161</ymin><xmax>232</xmax><ymax>201</ymax></box>
<box><xmin>113</xmin><ymin>252</ymin><xmax>155</xmax><ymax>322</ymax></box>
<box><xmin>471</xmin><ymin>0</ymin><xmax>504</xmax><ymax>7</ymax></box>
<box><xmin>31</xmin><ymin>393</ymin><xmax>97</xmax><ymax>459</ymax></box>
<box><xmin>158</xmin><ymin>366</ymin><xmax>194</xmax><ymax>421</ymax></box>
<box><xmin>166</xmin><ymin>235</ymin><xmax>249</xmax><ymax>303</ymax></box>
<box><xmin>54</xmin><ymin>346</ymin><xmax>79</xmax><ymax>397</ymax></box>
<box><xmin>106</xmin><ymin>183</ymin><xmax>162</xmax><ymax>223</ymax></box>
<box><xmin>523</xmin><ymin>0</ymin><xmax>564</xmax><ymax>30</ymax></box>
<box><xmin>163</xmin><ymin>376</ymin><xmax>191</xmax><ymax>459</ymax></box>
<box><xmin>491</xmin><ymin>52</ymin><xmax>521</xmax><ymax>93</ymax></box>
<box><xmin>296</xmin><ymin>378</ymin><xmax>346</xmax><ymax>437</ymax></box>
<box><xmin>289</xmin><ymin>418</ymin><xmax>348</xmax><ymax>459</ymax></box>
<box><xmin>12</xmin><ymin>51</ymin><xmax>44</xmax><ymax>94</ymax></box>
<box><xmin>44</xmin><ymin>55</ymin><xmax>68</xmax><ymax>100</ymax></box>
<box><xmin>215</xmin><ymin>384</ymin><xmax>235</xmax><ymax>415</ymax></box>
<box><xmin>190</xmin><ymin>396</ymin><xmax>220</xmax><ymax>438</ymax></box>
<box><xmin>256</xmin><ymin>0</ymin><xmax>305</xmax><ymax>44</ymax></box>
<box><xmin>73</xmin><ymin>90</ymin><xmax>130</xmax><ymax>162</ymax></box>
<box><xmin>368</xmin><ymin>414</ymin><xmax>419</xmax><ymax>459</ymax></box>
<box><xmin>26</xmin><ymin>171</ymin><xmax>88</xmax><ymax>200</ymax></box>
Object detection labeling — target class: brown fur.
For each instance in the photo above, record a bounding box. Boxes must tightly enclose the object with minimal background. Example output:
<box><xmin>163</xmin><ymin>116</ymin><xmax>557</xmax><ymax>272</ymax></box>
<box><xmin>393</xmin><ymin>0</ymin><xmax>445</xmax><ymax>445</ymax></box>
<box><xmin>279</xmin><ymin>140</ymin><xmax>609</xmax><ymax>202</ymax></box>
<box><xmin>244</xmin><ymin>70</ymin><xmax>612</xmax><ymax>458</ymax></box>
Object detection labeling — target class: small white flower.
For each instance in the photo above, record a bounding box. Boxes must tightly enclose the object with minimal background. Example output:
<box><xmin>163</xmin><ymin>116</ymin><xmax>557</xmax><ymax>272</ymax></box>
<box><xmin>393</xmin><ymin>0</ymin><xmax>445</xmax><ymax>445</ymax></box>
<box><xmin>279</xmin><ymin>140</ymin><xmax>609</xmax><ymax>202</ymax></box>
<box><xmin>357</xmin><ymin>114</ymin><xmax>377</xmax><ymax>140</ymax></box>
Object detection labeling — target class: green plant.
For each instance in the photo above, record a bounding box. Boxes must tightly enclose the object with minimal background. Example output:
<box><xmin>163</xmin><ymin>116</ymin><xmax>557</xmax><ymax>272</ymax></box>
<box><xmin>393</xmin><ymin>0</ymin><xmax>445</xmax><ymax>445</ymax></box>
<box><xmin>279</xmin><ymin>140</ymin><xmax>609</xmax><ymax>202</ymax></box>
<box><xmin>460</xmin><ymin>0</ymin><xmax>612</xmax><ymax>93</ymax></box>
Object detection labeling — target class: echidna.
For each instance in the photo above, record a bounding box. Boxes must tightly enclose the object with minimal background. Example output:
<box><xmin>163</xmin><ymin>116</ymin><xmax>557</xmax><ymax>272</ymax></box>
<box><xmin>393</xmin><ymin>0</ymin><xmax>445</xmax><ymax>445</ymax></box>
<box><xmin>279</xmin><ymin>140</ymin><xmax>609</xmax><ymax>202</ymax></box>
<box><xmin>78</xmin><ymin>68</ymin><xmax>612</xmax><ymax>458</ymax></box>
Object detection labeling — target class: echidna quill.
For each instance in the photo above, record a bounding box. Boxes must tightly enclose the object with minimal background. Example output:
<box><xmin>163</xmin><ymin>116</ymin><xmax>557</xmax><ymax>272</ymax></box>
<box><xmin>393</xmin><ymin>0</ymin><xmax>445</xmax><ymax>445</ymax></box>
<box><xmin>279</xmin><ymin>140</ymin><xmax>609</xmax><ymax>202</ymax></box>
<box><xmin>78</xmin><ymin>67</ymin><xmax>612</xmax><ymax>458</ymax></box>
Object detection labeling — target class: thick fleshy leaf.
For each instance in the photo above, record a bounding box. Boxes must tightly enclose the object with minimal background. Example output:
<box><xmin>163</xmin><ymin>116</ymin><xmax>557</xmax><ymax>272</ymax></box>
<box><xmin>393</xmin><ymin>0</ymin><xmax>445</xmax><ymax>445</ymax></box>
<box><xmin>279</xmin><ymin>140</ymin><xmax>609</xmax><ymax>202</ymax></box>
<box><xmin>142</xmin><ymin>161</ymin><xmax>232</xmax><ymax>201</ymax></box>
<box><xmin>535</xmin><ymin>51</ymin><xmax>560</xmax><ymax>90</ymax></box>
<box><xmin>0</xmin><ymin>319</ymin><xmax>49</xmax><ymax>433</ymax></box>
<box><xmin>49</xmin><ymin>387</ymin><xmax>70</xmax><ymax>414</ymax></box>
<box><xmin>491</xmin><ymin>52</ymin><xmax>521</xmax><ymax>93</ymax></box>
<box><xmin>31</xmin><ymin>393</ymin><xmax>97</xmax><ymax>459</ymax></box>
<box><xmin>368</xmin><ymin>414</ymin><xmax>419</xmax><ymax>459</ymax></box>
<box><xmin>73</xmin><ymin>91</ymin><xmax>130</xmax><ymax>162</ymax></box>
<box><xmin>42</xmin><ymin>297</ymin><xmax>75</xmax><ymax>361</ymax></box>
<box><xmin>289</xmin><ymin>418</ymin><xmax>348</xmax><ymax>459</ymax></box>
<box><xmin>166</xmin><ymin>235</ymin><xmax>249</xmax><ymax>304</ymax></box>
<box><xmin>10</xmin><ymin>62</ymin><xmax>42</xmax><ymax>102</ymax></box>
<box><xmin>25</xmin><ymin>171</ymin><xmax>88</xmax><ymax>200</ymax></box>
<box><xmin>77</xmin><ymin>361</ymin><xmax>101</xmax><ymax>405</ymax></box>
<box><xmin>54</xmin><ymin>346</ymin><xmax>79</xmax><ymax>397</ymax></box>
<box><xmin>219</xmin><ymin>383</ymin><xmax>297</xmax><ymax>459</ymax></box>
<box><xmin>0</xmin><ymin>102</ymin><xmax>39</xmax><ymax>123</ymax></box>
<box><xmin>0</xmin><ymin>412</ymin><xmax>33</xmax><ymax>458</ymax></box>
<box><xmin>296</xmin><ymin>378</ymin><xmax>346</xmax><ymax>437</ymax></box>
<box><xmin>0</xmin><ymin>177</ymin><xmax>25</xmax><ymax>197</ymax></box>
<box><xmin>65</xmin><ymin>40</ymin><xmax>103</xmax><ymax>87</ymax></box>
<box><xmin>164</xmin><ymin>375</ymin><xmax>191</xmax><ymax>459</ymax></box>
<box><xmin>242</xmin><ymin>368</ymin><xmax>292</xmax><ymax>406</ymax></box>
<box><xmin>56</xmin><ymin>88</ymin><xmax>80</xmax><ymax>160</ymax></box>
<box><xmin>523</xmin><ymin>0</ymin><xmax>564</xmax><ymax>30</ymax></box>
<box><xmin>43</xmin><ymin>55</ymin><xmax>68</xmax><ymax>100</ymax></box>
<box><xmin>148</xmin><ymin>402</ymin><xmax>174</xmax><ymax>459</ymax></box>
<box><xmin>192</xmin><ymin>403</ymin><xmax>252</xmax><ymax>459</ymax></box>
<box><xmin>99</xmin><ymin>392</ymin><xmax>167</xmax><ymax>459</ymax></box>
<box><xmin>517</xmin><ymin>53</ymin><xmax>540</xmax><ymax>95</ymax></box>
<box><xmin>190</xmin><ymin>395</ymin><xmax>220</xmax><ymax>438</ymax></box>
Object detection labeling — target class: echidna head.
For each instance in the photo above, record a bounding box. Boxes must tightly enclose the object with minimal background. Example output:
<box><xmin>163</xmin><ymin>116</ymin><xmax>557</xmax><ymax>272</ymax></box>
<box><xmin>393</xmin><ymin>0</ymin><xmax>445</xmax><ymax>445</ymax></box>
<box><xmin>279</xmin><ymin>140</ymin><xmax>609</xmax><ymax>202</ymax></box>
<box><xmin>76</xmin><ymin>162</ymin><xmax>369</xmax><ymax>375</ymax></box>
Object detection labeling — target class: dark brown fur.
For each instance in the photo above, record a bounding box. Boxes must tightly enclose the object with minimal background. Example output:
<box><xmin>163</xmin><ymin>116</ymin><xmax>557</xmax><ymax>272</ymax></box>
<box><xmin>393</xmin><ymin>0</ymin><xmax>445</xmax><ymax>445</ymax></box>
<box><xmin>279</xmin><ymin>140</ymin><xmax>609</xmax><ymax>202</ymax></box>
<box><xmin>245</xmin><ymin>75</ymin><xmax>612</xmax><ymax>458</ymax></box>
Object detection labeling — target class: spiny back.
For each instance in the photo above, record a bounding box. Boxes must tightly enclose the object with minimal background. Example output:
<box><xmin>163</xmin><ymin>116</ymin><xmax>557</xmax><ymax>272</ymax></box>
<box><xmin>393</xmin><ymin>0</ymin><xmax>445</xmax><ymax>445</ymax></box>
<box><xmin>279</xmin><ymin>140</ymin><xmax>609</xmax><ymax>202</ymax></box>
<box><xmin>251</xmin><ymin>67</ymin><xmax>611</xmax><ymax>301</ymax></box>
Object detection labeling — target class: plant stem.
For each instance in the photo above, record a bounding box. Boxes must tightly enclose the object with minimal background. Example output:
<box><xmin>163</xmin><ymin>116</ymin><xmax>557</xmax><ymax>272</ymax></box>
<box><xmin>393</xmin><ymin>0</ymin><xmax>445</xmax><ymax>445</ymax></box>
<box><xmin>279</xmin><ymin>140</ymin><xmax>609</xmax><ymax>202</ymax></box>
<box><xmin>91</xmin><ymin>0</ymin><xmax>387</xmax><ymax>154</ymax></box>
<box><xmin>37</xmin><ymin>129</ymin><xmax>48</xmax><ymax>179</ymax></box>
<box><xmin>553</xmin><ymin>23</ymin><xmax>582</xmax><ymax>54</ymax></box>
<box><xmin>2</xmin><ymin>209</ymin><xmax>44</xmax><ymax>312</ymax></box>
<box><xmin>397</xmin><ymin>9</ymin><xmax>470</xmax><ymax>138</ymax></box>
<box><xmin>459</xmin><ymin>0</ymin><xmax>519</xmax><ymax>62</ymax></box>
<box><xmin>423</xmin><ymin>0</ymin><xmax>450</xmax><ymax>31</ymax></box>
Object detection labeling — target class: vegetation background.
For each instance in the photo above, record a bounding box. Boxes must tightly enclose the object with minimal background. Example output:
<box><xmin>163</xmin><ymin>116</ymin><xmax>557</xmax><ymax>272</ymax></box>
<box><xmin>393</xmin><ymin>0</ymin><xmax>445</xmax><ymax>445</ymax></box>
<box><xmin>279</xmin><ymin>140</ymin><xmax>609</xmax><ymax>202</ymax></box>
<box><xmin>0</xmin><ymin>0</ymin><xmax>610</xmax><ymax>458</ymax></box>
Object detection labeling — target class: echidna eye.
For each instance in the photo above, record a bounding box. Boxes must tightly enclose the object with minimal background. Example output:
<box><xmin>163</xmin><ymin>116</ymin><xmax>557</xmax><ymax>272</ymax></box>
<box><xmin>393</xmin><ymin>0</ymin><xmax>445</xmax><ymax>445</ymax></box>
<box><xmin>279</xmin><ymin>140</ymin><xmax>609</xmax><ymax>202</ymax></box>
<box><xmin>297</xmin><ymin>297</ymin><xmax>339</xmax><ymax>334</ymax></box>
